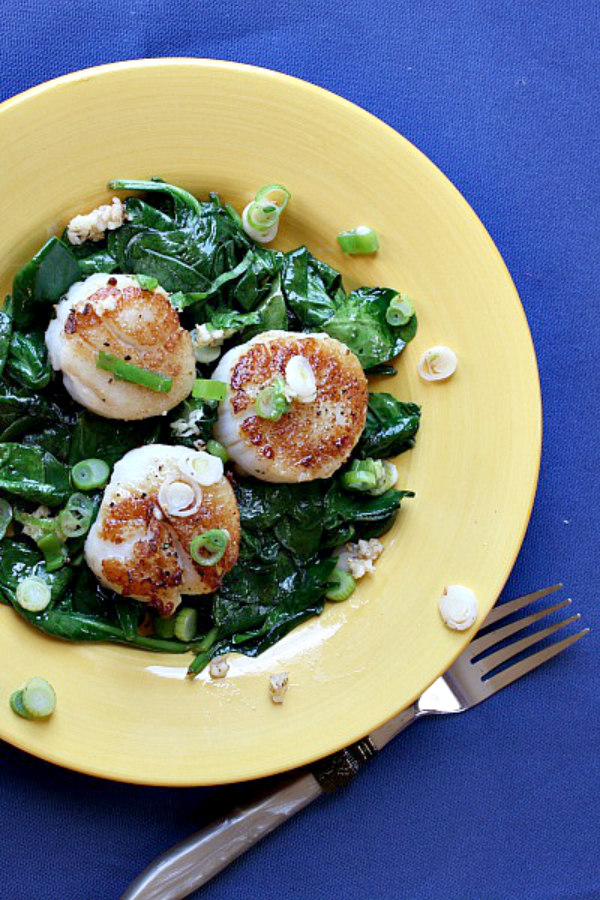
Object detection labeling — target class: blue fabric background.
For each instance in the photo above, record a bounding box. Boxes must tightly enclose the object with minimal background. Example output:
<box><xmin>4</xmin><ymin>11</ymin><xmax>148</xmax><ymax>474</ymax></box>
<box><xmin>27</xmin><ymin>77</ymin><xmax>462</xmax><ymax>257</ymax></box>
<box><xmin>0</xmin><ymin>2</ymin><xmax>598</xmax><ymax>899</ymax></box>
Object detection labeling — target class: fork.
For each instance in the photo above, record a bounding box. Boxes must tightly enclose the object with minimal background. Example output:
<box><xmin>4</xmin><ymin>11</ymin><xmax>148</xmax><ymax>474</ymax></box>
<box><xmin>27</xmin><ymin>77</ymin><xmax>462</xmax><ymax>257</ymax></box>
<box><xmin>122</xmin><ymin>584</ymin><xmax>588</xmax><ymax>900</ymax></box>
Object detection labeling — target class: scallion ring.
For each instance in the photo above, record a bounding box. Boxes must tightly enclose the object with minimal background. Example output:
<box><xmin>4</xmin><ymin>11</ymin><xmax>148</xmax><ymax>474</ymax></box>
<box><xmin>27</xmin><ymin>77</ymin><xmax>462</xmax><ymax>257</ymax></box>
<box><xmin>386</xmin><ymin>293</ymin><xmax>415</xmax><ymax>327</ymax></box>
<box><xmin>325</xmin><ymin>568</ymin><xmax>357</xmax><ymax>602</ymax></box>
<box><xmin>10</xmin><ymin>690</ymin><xmax>34</xmax><ymax>719</ymax></box>
<box><xmin>254</xmin><ymin>376</ymin><xmax>291</xmax><ymax>421</ymax></box>
<box><xmin>16</xmin><ymin>575</ymin><xmax>52</xmax><ymax>612</ymax></box>
<box><xmin>254</xmin><ymin>184</ymin><xmax>291</xmax><ymax>212</ymax></box>
<box><xmin>71</xmin><ymin>458</ymin><xmax>110</xmax><ymax>492</ymax></box>
<box><xmin>337</xmin><ymin>226</ymin><xmax>379</xmax><ymax>255</ymax></box>
<box><xmin>341</xmin><ymin>459</ymin><xmax>380</xmax><ymax>493</ymax></box>
<box><xmin>190</xmin><ymin>529</ymin><xmax>229</xmax><ymax>567</ymax></box>
<box><xmin>174</xmin><ymin>607</ymin><xmax>198</xmax><ymax>642</ymax></box>
<box><xmin>57</xmin><ymin>493</ymin><xmax>95</xmax><ymax>539</ymax></box>
<box><xmin>21</xmin><ymin>677</ymin><xmax>56</xmax><ymax>719</ymax></box>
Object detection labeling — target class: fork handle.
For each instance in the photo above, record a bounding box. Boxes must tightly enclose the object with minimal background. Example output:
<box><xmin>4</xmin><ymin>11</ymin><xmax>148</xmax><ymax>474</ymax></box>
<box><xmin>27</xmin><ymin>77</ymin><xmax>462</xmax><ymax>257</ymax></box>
<box><xmin>121</xmin><ymin>705</ymin><xmax>419</xmax><ymax>900</ymax></box>
<box><xmin>120</xmin><ymin>771</ymin><xmax>323</xmax><ymax>900</ymax></box>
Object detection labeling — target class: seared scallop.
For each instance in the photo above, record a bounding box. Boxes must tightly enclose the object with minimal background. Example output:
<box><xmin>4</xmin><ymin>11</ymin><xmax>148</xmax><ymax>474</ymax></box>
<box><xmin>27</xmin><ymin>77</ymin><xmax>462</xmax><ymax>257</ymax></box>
<box><xmin>212</xmin><ymin>330</ymin><xmax>369</xmax><ymax>483</ymax></box>
<box><xmin>84</xmin><ymin>445</ymin><xmax>241</xmax><ymax>615</ymax></box>
<box><xmin>45</xmin><ymin>273</ymin><xmax>195</xmax><ymax>419</ymax></box>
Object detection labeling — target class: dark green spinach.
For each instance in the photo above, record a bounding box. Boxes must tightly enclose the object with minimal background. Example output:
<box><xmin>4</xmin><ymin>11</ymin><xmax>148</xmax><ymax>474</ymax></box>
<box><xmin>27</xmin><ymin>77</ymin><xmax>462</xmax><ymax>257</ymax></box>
<box><xmin>355</xmin><ymin>393</ymin><xmax>422</xmax><ymax>459</ymax></box>
<box><xmin>12</xmin><ymin>237</ymin><xmax>80</xmax><ymax>328</ymax></box>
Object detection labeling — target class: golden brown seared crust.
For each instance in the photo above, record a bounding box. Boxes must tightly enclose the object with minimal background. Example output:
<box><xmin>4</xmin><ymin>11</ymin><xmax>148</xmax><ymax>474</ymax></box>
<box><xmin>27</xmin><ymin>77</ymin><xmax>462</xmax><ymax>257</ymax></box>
<box><xmin>65</xmin><ymin>285</ymin><xmax>192</xmax><ymax>379</ymax></box>
<box><xmin>100</xmin><ymin>497</ymin><xmax>183</xmax><ymax>615</ymax></box>
<box><xmin>230</xmin><ymin>335</ymin><xmax>368</xmax><ymax>479</ymax></box>
<box><xmin>98</xmin><ymin>480</ymin><xmax>241</xmax><ymax>613</ymax></box>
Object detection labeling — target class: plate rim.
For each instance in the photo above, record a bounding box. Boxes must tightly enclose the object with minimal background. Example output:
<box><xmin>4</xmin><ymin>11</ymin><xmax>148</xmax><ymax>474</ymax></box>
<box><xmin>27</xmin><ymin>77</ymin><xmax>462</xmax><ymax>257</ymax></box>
<box><xmin>0</xmin><ymin>57</ymin><xmax>542</xmax><ymax>785</ymax></box>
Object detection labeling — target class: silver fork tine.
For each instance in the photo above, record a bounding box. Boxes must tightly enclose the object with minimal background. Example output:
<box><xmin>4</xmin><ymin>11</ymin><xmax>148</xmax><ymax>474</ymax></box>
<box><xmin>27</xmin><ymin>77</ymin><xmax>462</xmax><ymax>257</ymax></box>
<box><xmin>476</xmin><ymin>613</ymin><xmax>581</xmax><ymax>676</ymax></box>
<box><xmin>483</xmin><ymin>583</ymin><xmax>563</xmax><ymax>627</ymax></box>
<box><xmin>470</xmin><ymin>597</ymin><xmax>572</xmax><ymax>656</ymax></box>
<box><xmin>482</xmin><ymin>627</ymin><xmax>590</xmax><ymax>695</ymax></box>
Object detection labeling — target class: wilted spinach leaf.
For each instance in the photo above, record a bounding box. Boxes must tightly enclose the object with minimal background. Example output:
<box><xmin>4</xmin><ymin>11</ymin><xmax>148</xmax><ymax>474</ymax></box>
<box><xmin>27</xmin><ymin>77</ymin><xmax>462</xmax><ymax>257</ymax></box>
<box><xmin>323</xmin><ymin>287</ymin><xmax>417</xmax><ymax>368</ymax></box>
<box><xmin>12</xmin><ymin>237</ymin><xmax>80</xmax><ymax>328</ymax></box>
<box><xmin>0</xmin><ymin>443</ymin><xmax>71</xmax><ymax>506</ymax></box>
<box><xmin>355</xmin><ymin>393</ymin><xmax>422</xmax><ymax>459</ymax></box>
<box><xmin>6</xmin><ymin>331</ymin><xmax>52</xmax><ymax>390</ymax></box>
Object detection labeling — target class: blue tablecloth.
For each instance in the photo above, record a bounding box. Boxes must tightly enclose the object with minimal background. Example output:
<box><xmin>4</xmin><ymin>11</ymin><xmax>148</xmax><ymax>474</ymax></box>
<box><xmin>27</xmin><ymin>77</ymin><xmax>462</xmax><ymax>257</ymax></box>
<box><xmin>1</xmin><ymin>3</ymin><xmax>598</xmax><ymax>899</ymax></box>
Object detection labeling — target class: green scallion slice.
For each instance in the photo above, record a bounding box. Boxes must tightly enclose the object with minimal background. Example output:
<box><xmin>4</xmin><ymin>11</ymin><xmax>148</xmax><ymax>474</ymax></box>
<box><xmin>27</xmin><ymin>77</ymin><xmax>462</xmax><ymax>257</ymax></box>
<box><xmin>37</xmin><ymin>532</ymin><xmax>67</xmax><ymax>572</ymax></box>
<box><xmin>386</xmin><ymin>293</ymin><xmax>415</xmax><ymax>326</ymax></box>
<box><xmin>0</xmin><ymin>498</ymin><xmax>12</xmax><ymax>540</ymax></box>
<box><xmin>341</xmin><ymin>459</ymin><xmax>380</xmax><ymax>493</ymax></box>
<box><xmin>71</xmin><ymin>458</ymin><xmax>110</xmax><ymax>492</ymax></box>
<box><xmin>325</xmin><ymin>568</ymin><xmax>357</xmax><ymax>602</ymax></box>
<box><xmin>337</xmin><ymin>226</ymin><xmax>379</xmax><ymax>255</ymax></box>
<box><xmin>21</xmin><ymin>677</ymin><xmax>56</xmax><ymax>718</ymax></box>
<box><xmin>254</xmin><ymin>184</ymin><xmax>291</xmax><ymax>212</ymax></box>
<box><xmin>96</xmin><ymin>352</ymin><xmax>172</xmax><ymax>393</ymax></box>
<box><xmin>10</xmin><ymin>690</ymin><xmax>34</xmax><ymax>719</ymax></box>
<box><xmin>174</xmin><ymin>607</ymin><xmax>198</xmax><ymax>642</ymax></box>
<box><xmin>254</xmin><ymin>376</ymin><xmax>290</xmax><ymax>421</ymax></box>
<box><xmin>190</xmin><ymin>529</ymin><xmax>229</xmax><ymax>567</ymax></box>
<box><xmin>154</xmin><ymin>615</ymin><xmax>176</xmax><ymax>639</ymax></box>
<box><xmin>58</xmin><ymin>493</ymin><xmax>95</xmax><ymax>539</ymax></box>
<box><xmin>206</xmin><ymin>439</ymin><xmax>229</xmax><ymax>463</ymax></box>
<box><xmin>192</xmin><ymin>379</ymin><xmax>228</xmax><ymax>401</ymax></box>
<box><xmin>135</xmin><ymin>274</ymin><xmax>159</xmax><ymax>291</ymax></box>
<box><xmin>15</xmin><ymin>576</ymin><xmax>52</xmax><ymax>612</ymax></box>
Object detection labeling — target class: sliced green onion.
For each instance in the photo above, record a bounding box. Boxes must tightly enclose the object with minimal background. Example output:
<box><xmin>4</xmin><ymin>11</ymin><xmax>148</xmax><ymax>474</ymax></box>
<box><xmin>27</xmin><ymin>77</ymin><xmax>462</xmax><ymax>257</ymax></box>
<box><xmin>16</xmin><ymin>575</ymin><xmax>52</xmax><ymax>612</ymax></box>
<box><xmin>174</xmin><ymin>607</ymin><xmax>197</xmax><ymax>642</ymax></box>
<box><xmin>206</xmin><ymin>439</ymin><xmax>229</xmax><ymax>463</ymax></box>
<box><xmin>337</xmin><ymin>226</ymin><xmax>379</xmax><ymax>255</ymax></box>
<box><xmin>37</xmin><ymin>532</ymin><xmax>68</xmax><ymax>572</ymax></box>
<box><xmin>341</xmin><ymin>460</ymin><xmax>380</xmax><ymax>492</ymax></box>
<box><xmin>254</xmin><ymin>184</ymin><xmax>291</xmax><ymax>212</ymax></box>
<box><xmin>369</xmin><ymin>460</ymin><xmax>398</xmax><ymax>496</ymax></box>
<box><xmin>254</xmin><ymin>376</ymin><xmax>291</xmax><ymax>421</ymax></box>
<box><xmin>190</xmin><ymin>529</ymin><xmax>229</xmax><ymax>566</ymax></box>
<box><xmin>57</xmin><ymin>493</ymin><xmax>95</xmax><ymax>539</ymax></box>
<box><xmin>192</xmin><ymin>379</ymin><xmax>228</xmax><ymax>401</ymax></box>
<box><xmin>325</xmin><ymin>568</ymin><xmax>357</xmax><ymax>602</ymax></box>
<box><xmin>154</xmin><ymin>615</ymin><xmax>176</xmax><ymax>639</ymax></box>
<box><xmin>0</xmin><ymin>498</ymin><xmax>13</xmax><ymax>540</ymax></box>
<box><xmin>21</xmin><ymin>677</ymin><xmax>56</xmax><ymax>718</ymax></box>
<box><xmin>247</xmin><ymin>199</ymin><xmax>280</xmax><ymax>232</ymax></box>
<box><xmin>10</xmin><ymin>690</ymin><xmax>33</xmax><ymax>719</ymax></box>
<box><xmin>386</xmin><ymin>293</ymin><xmax>415</xmax><ymax>326</ymax></box>
<box><xmin>96</xmin><ymin>352</ymin><xmax>173</xmax><ymax>394</ymax></box>
<box><xmin>71</xmin><ymin>458</ymin><xmax>110</xmax><ymax>492</ymax></box>
<box><xmin>244</xmin><ymin>184</ymin><xmax>291</xmax><ymax>235</ymax></box>
<box><xmin>135</xmin><ymin>273</ymin><xmax>159</xmax><ymax>291</ymax></box>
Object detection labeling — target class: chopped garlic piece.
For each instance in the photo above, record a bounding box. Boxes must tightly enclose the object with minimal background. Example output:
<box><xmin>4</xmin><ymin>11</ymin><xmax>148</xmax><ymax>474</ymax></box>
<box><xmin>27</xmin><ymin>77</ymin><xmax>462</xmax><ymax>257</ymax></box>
<box><xmin>418</xmin><ymin>345</ymin><xmax>457</xmax><ymax>382</ymax></box>
<box><xmin>20</xmin><ymin>505</ymin><xmax>52</xmax><ymax>540</ymax></box>
<box><xmin>191</xmin><ymin>324</ymin><xmax>238</xmax><ymax>364</ymax></box>
<box><xmin>336</xmin><ymin>538</ymin><xmax>384</xmax><ymax>579</ymax></box>
<box><xmin>169</xmin><ymin>407</ymin><xmax>205</xmax><ymax>439</ymax></box>
<box><xmin>438</xmin><ymin>585</ymin><xmax>478</xmax><ymax>631</ymax></box>
<box><xmin>284</xmin><ymin>355</ymin><xmax>317</xmax><ymax>403</ymax></box>
<box><xmin>269</xmin><ymin>672</ymin><xmax>289</xmax><ymax>704</ymax></box>
<box><xmin>66</xmin><ymin>197</ymin><xmax>126</xmax><ymax>245</ymax></box>
<box><xmin>209</xmin><ymin>656</ymin><xmax>230</xmax><ymax>679</ymax></box>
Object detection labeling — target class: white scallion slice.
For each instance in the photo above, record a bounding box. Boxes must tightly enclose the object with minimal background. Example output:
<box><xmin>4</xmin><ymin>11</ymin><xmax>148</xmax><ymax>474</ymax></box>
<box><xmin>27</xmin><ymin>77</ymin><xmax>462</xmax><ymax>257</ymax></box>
<box><xmin>16</xmin><ymin>576</ymin><xmax>52</xmax><ymax>612</ymax></box>
<box><xmin>438</xmin><ymin>585</ymin><xmax>478</xmax><ymax>631</ymax></box>
<box><xmin>417</xmin><ymin>346</ymin><xmax>457</xmax><ymax>382</ymax></box>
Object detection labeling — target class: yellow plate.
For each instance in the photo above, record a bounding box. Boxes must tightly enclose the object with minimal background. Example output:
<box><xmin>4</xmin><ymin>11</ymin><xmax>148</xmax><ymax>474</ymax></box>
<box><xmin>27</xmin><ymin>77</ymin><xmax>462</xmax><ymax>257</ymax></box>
<box><xmin>0</xmin><ymin>60</ymin><xmax>541</xmax><ymax>785</ymax></box>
